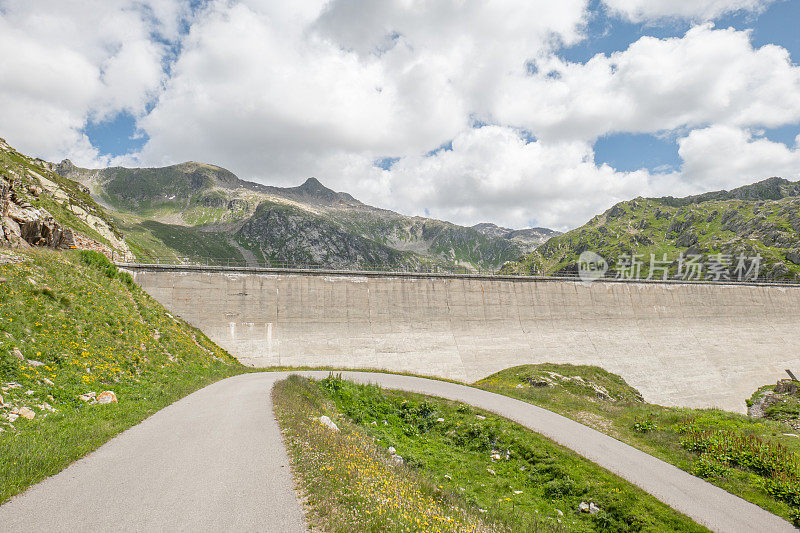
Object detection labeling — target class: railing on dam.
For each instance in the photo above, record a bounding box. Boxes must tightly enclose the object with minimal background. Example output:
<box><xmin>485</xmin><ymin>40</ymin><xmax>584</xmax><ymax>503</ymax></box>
<box><xmin>114</xmin><ymin>254</ymin><xmax>800</xmax><ymax>287</ymax></box>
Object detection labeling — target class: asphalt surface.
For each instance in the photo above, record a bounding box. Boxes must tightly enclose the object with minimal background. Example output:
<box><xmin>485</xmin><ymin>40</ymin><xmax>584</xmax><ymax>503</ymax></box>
<box><xmin>0</xmin><ymin>371</ymin><xmax>795</xmax><ymax>532</ymax></box>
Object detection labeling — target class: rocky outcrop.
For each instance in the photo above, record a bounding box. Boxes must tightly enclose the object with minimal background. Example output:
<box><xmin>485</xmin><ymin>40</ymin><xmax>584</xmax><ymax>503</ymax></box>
<box><xmin>1</xmin><ymin>140</ymin><xmax>130</xmax><ymax>258</ymax></box>
<box><xmin>748</xmin><ymin>379</ymin><xmax>800</xmax><ymax>428</ymax></box>
<box><xmin>2</xmin><ymin>176</ymin><xmax>64</xmax><ymax>248</ymax></box>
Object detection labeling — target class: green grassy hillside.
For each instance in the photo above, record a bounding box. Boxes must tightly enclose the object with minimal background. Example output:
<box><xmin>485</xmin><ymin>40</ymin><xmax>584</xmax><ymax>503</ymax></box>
<box><xmin>275</xmin><ymin>375</ymin><xmax>706</xmax><ymax>532</ymax></box>
<box><xmin>0</xmin><ymin>249</ymin><xmax>244</xmax><ymax>502</ymax></box>
<box><xmin>476</xmin><ymin>364</ymin><xmax>800</xmax><ymax>524</ymax></box>
<box><xmin>501</xmin><ymin>177</ymin><xmax>800</xmax><ymax>281</ymax></box>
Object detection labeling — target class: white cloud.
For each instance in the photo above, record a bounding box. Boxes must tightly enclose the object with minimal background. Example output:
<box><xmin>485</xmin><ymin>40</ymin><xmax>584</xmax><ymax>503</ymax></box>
<box><xmin>678</xmin><ymin>125</ymin><xmax>800</xmax><ymax>190</ymax></box>
<box><xmin>321</xmin><ymin>126</ymin><xmax>693</xmax><ymax>230</ymax></box>
<box><xmin>136</xmin><ymin>0</ymin><xmax>589</xmax><ymax>177</ymax></box>
<box><xmin>2</xmin><ymin>1</ymin><xmax>799</xmax><ymax>232</ymax></box>
<box><xmin>602</xmin><ymin>0</ymin><xmax>778</xmax><ymax>22</ymax></box>
<box><xmin>495</xmin><ymin>25</ymin><xmax>800</xmax><ymax>141</ymax></box>
<box><xmin>0</xmin><ymin>0</ymin><xmax>187</xmax><ymax>165</ymax></box>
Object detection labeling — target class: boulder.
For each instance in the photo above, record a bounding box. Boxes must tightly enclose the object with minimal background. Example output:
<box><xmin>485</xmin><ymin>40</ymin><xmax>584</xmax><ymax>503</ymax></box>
<box><xmin>78</xmin><ymin>392</ymin><xmax>96</xmax><ymax>403</ymax></box>
<box><xmin>96</xmin><ymin>391</ymin><xmax>117</xmax><ymax>404</ymax></box>
<box><xmin>18</xmin><ymin>407</ymin><xmax>35</xmax><ymax>420</ymax></box>
<box><xmin>317</xmin><ymin>415</ymin><xmax>339</xmax><ymax>432</ymax></box>
<box><xmin>11</xmin><ymin>347</ymin><xmax>23</xmax><ymax>361</ymax></box>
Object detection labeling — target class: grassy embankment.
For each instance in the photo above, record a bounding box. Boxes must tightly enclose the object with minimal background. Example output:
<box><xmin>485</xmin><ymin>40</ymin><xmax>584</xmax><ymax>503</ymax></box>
<box><xmin>274</xmin><ymin>374</ymin><xmax>707</xmax><ymax>532</ymax></box>
<box><xmin>0</xmin><ymin>249</ymin><xmax>245</xmax><ymax>502</ymax></box>
<box><xmin>475</xmin><ymin>364</ymin><xmax>800</xmax><ymax>524</ymax></box>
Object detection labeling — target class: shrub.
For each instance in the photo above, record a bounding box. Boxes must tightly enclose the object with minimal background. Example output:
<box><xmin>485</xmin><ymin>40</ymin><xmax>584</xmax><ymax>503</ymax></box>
<box><xmin>692</xmin><ymin>454</ymin><xmax>729</xmax><ymax>478</ymax></box>
<box><xmin>632</xmin><ymin>418</ymin><xmax>659</xmax><ymax>433</ymax></box>
<box><xmin>78</xmin><ymin>250</ymin><xmax>134</xmax><ymax>287</ymax></box>
<box><xmin>542</xmin><ymin>476</ymin><xmax>581</xmax><ymax>498</ymax></box>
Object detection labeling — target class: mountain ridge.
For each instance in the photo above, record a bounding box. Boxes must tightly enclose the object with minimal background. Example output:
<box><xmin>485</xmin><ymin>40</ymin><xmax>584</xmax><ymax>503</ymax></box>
<box><xmin>501</xmin><ymin>176</ymin><xmax>800</xmax><ymax>280</ymax></box>
<box><xmin>56</xmin><ymin>158</ymin><xmax>558</xmax><ymax>269</ymax></box>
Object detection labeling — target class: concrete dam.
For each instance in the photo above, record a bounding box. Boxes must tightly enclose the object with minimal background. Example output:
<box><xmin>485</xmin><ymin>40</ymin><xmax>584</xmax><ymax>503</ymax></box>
<box><xmin>122</xmin><ymin>264</ymin><xmax>800</xmax><ymax>413</ymax></box>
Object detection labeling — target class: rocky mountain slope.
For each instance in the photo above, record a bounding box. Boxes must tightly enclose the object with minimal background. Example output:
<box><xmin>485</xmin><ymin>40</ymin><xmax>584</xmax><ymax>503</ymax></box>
<box><xmin>57</xmin><ymin>159</ymin><xmax>555</xmax><ymax>270</ymax></box>
<box><xmin>0</xmin><ymin>139</ymin><xmax>129</xmax><ymax>258</ymax></box>
<box><xmin>501</xmin><ymin>177</ymin><xmax>800</xmax><ymax>281</ymax></box>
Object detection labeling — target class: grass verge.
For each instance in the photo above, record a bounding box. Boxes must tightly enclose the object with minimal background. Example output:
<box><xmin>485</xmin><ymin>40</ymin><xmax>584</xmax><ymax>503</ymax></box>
<box><xmin>0</xmin><ymin>249</ymin><xmax>245</xmax><ymax>502</ymax></box>
<box><xmin>475</xmin><ymin>364</ymin><xmax>800</xmax><ymax>524</ymax></box>
<box><xmin>274</xmin><ymin>374</ymin><xmax>707</xmax><ymax>532</ymax></box>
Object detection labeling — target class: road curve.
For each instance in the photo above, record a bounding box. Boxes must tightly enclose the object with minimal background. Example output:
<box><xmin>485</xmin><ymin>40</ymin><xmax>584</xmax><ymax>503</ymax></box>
<box><xmin>0</xmin><ymin>371</ymin><xmax>795</xmax><ymax>533</ymax></box>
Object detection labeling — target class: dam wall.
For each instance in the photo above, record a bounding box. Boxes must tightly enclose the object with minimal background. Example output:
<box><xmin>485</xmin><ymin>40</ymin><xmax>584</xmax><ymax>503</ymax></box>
<box><xmin>122</xmin><ymin>265</ymin><xmax>800</xmax><ymax>412</ymax></box>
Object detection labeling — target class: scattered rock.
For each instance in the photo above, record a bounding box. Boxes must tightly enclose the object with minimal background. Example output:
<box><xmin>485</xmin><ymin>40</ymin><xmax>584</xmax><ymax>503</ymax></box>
<box><xmin>556</xmin><ymin>509</ymin><xmax>564</xmax><ymax>517</ymax></box>
<box><xmin>476</xmin><ymin>415</ymin><xmax>486</xmax><ymax>420</ymax></box>
<box><xmin>388</xmin><ymin>446</ymin><xmax>397</xmax><ymax>454</ymax></box>
<box><xmin>78</xmin><ymin>392</ymin><xmax>96</xmax><ymax>403</ymax></box>
<box><xmin>783</xmin><ymin>433</ymin><xmax>799</xmax><ymax>438</ymax></box>
<box><xmin>42</xmin><ymin>378</ymin><xmax>54</xmax><ymax>386</ymax></box>
<box><xmin>526</xmin><ymin>378</ymin><xmax>551</xmax><ymax>388</ymax></box>
<box><xmin>390</xmin><ymin>454</ymin><xmax>404</xmax><ymax>465</ymax></box>
<box><xmin>579</xmin><ymin>501</ymin><xmax>601</xmax><ymax>514</ymax></box>
<box><xmin>11</xmin><ymin>347</ymin><xmax>23</xmax><ymax>361</ymax></box>
<box><xmin>775</xmin><ymin>380</ymin><xmax>799</xmax><ymax>395</ymax></box>
<box><xmin>491</xmin><ymin>453</ymin><xmax>502</xmax><ymax>461</ymax></box>
<box><xmin>370</xmin><ymin>420</ymin><xmax>377</xmax><ymax>426</ymax></box>
<box><xmin>436</xmin><ymin>417</ymin><xmax>445</xmax><ymax>422</ymax></box>
<box><xmin>317</xmin><ymin>415</ymin><xmax>339</xmax><ymax>432</ymax></box>
<box><xmin>486</xmin><ymin>468</ymin><xmax>496</xmax><ymax>476</ymax></box>
<box><xmin>513</xmin><ymin>490</ymin><xmax>523</xmax><ymax>494</ymax></box>
<box><xmin>26</xmin><ymin>359</ymin><xmax>44</xmax><ymax>367</ymax></box>
<box><xmin>7</xmin><ymin>413</ymin><xmax>18</xmax><ymax>423</ymax></box>
<box><xmin>96</xmin><ymin>391</ymin><xmax>117</xmax><ymax>404</ymax></box>
<box><xmin>25</xmin><ymin>390</ymin><xmax>34</xmax><ymax>395</ymax></box>
<box><xmin>18</xmin><ymin>407</ymin><xmax>35</xmax><ymax>420</ymax></box>
<box><xmin>444</xmin><ymin>474</ymin><xmax>452</xmax><ymax>480</ymax></box>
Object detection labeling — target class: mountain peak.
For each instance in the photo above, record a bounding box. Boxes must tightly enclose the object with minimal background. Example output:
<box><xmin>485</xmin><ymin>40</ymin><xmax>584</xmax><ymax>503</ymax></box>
<box><xmin>298</xmin><ymin>177</ymin><xmax>328</xmax><ymax>193</ymax></box>
<box><xmin>288</xmin><ymin>177</ymin><xmax>357</xmax><ymax>204</ymax></box>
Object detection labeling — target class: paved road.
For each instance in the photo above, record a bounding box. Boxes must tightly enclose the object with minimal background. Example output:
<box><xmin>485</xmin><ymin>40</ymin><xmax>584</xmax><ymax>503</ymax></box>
<box><xmin>0</xmin><ymin>373</ymin><xmax>306</xmax><ymax>533</ymax></box>
<box><xmin>0</xmin><ymin>371</ymin><xmax>795</xmax><ymax>532</ymax></box>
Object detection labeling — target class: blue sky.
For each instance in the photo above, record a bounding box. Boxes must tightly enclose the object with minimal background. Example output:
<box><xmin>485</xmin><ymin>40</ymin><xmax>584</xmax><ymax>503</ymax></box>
<box><xmin>563</xmin><ymin>0</ymin><xmax>800</xmax><ymax>175</ymax></box>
